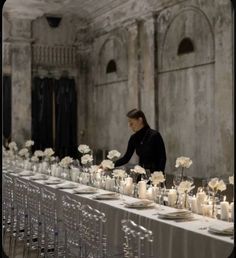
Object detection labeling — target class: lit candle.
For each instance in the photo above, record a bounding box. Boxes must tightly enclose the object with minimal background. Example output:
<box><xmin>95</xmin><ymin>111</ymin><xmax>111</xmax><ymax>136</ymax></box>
<box><xmin>168</xmin><ymin>188</ymin><xmax>177</xmax><ymax>207</ymax></box>
<box><xmin>146</xmin><ymin>187</ymin><xmax>153</xmax><ymax>200</ymax></box>
<box><xmin>105</xmin><ymin>176</ymin><xmax>112</xmax><ymax>190</ymax></box>
<box><xmin>220</xmin><ymin>196</ymin><xmax>229</xmax><ymax>221</ymax></box>
<box><xmin>124</xmin><ymin>177</ymin><xmax>133</xmax><ymax>195</ymax></box>
<box><xmin>202</xmin><ymin>203</ymin><xmax>213</xmax><ymax>217</ymax></box>
<box><xmin>138</xmin><ymin>181</ymin><xmax>147</xmax><ymax>199</ymax></box>
<box><xmin>190</xmin><ymin>195</ymin><xmax>198</xmax><ymax>213</ymax></box>
<box><xmin>196</xmin><ymin>190</ymin><xmax>206</xmax><ymax>214</ymax></box>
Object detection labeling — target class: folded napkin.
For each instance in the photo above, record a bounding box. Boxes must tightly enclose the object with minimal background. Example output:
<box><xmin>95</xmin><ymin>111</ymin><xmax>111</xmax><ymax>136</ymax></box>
<box><xmin>18</xmin><ymin>170</ymin><xmax>34</xmax><ymax>176</ymax></box>
<box><xmin>125</xmin><ymin>199</ymin><xmax>154</xmax><ymax>207</ymax></box>
<box><xmin>209</xmin><ymin>223</ymin><xmax>234</xmax><ymax>233</ymax></box>
<box><xmin>29</xmin><ymin>175</ymin><xmax>48</xmax><ymax>180</ymax></box>
<box><xmin>54</xmin><ymin>182</ymin><xmax>78</xmax><ymax>189</ymax></box>
<box><xmin>158</xmin><ymin>209</ymin><xmax>192</xmax><ymax>217</ymax></box>
<box><xmin>93</xmin><ymin>193</ymin><xmax>120</xmax><ymax>199</ymax></box>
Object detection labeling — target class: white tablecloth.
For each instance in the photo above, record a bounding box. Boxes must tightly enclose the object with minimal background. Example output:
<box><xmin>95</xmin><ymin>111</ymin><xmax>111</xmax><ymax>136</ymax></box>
<box><xmin>4</xmin><ymin>168</ymin><xmax>234</xmax><ymax>258</ymax></box>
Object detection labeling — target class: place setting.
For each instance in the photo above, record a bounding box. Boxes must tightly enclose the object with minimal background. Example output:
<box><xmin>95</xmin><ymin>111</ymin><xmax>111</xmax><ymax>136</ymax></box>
<box><xmin>18</xmin><ymin>170</ymin><xmax>35</xmax><ymax>177</ymax></box>
<box><xmin>42</xmin><ymin>178</ymin><xmax>65</xmax><ymax>185</ymax></box>
<box><xmin>53</xmin><ymin>182</ymin><xmax>79</xmax><ymax>189</ymax></box>
<box><xmin>92</xmin><ymin>192</ymin><xmax>120</xmax><ymax>200</ymax></box>
<box><xmin>123</xmin><ymin>199</ymin><xmax>156</xmax><ymax>209</ymax></box>
<box><xmin>208</xmin><ymin>222</ymin><xmax>234</xmax><ymax>236</ymax></box>
<box><xmin>157</xmin><ymin>209</ymin><xmax>194</xmax><ymax>221</ymax></box>
<box><xmin>28</xmin><ymin>174</ymin><xmax>49</xmax><ymax>180</ymax></box>
<box><xmin>73</xmin><ymin>186</ymin><xmax>98</xmax><ymax>194</ymax></box>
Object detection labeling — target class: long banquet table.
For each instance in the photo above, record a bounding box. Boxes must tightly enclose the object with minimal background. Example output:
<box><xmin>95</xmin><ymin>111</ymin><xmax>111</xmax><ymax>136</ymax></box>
<box><xmin>3</xmin><ymin>167</ymin><xmax>234</xmax><ymax>258</ymax></box>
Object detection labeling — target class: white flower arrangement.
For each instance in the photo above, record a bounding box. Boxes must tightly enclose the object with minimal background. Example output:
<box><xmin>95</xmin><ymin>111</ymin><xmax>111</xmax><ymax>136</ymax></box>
<box><xmin>81</xmin><ymin>154</ymin><xmax>93</xmax><ymax>165</ymax></box>
<box><xmin>25</xmin><ymin>140</ymin><xmax>35</xmax><ymax>148</ymax></box>
<box><xmin>107</xmin><ymin>150</ymin><xmax>121</xmax><ymax>161</ymax></box>
<box><xmin>112</xmin><ymin>169</ymin><xmax>127</xmax><ymax>178</ymax></box>
<box><xmin>34</xmin><ymin>150</ymin><xmax>45</xmax><ymax>157</ymax></box>
<box><xmin>208</xmin><ymin>178</ymin><xmax>226</xmax><ymax>192</ymax></box>
<box><xmin>78</xmin><ymin>144</ymin><xmax>91</xmax><ymax>154</ymax></box>
<box><xmin>18</xmin><ymin>148</ymin><xmax>29</xmax><ymax>159</ymax></box>
<box><xmin>177</xmin><ymin>180</ymin><xmax>195</xmax><ymax>194</ymax></box>
<box><xmin>44</xmin><ymin>148</ymin><xmax>55</xmax><ymax>157</ymax></box>
<box><xmin>59</xmin><ymin>156</ymin><xmax>74</xmax><ymax>168</ymax></box>
<box><xmin>130</xmin><ymin>165</ymin><xmax>146</xmax><ymax>174</ymax></box>
<box><xmin>229</xmin><ymin>175</ymin><xmax>234</xmax><ymax>185</ymax></box>
<box><xmin>31</xmin><ymin>155</ymin><xmax>39</xmax><ymax>162</ymax></box>
<box><xmin>8</xmin><ymin>141</ymin><xmax>18</xmax><ymax>152</ymax></box>
<box><xmin>101</xmin><ymin>159</ymin><xmax>115</xmax><ymax>170</ymax></box>
<box><xmin>175</xmin><ymin>156</ymin><xmax>192</xmax><ymax>168</ymax></box>
<box><xmin>151</xmin><ymin>171</ymin><xmax>165</xmax><ymax>186</ymax></box>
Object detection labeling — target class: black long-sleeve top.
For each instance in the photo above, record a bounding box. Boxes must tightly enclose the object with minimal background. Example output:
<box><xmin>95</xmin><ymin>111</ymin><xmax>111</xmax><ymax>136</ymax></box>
<box><xmin>115</xmin><ymin>126</ymin><xmax>166</xmax><ymax>173</ymax></box>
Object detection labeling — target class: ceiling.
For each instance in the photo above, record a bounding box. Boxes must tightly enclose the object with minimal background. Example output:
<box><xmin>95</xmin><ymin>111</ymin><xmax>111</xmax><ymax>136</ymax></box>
<box><xmin>3</xmin><ymin>0</ymin><xmax>133</xmax><ymax>20</ymax></box>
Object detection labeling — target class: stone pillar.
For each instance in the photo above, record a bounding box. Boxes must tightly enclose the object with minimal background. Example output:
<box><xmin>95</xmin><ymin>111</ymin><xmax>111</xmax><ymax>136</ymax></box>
<box><xmin>76</xmin><ymin>42</ymin><xmax>92</xmax><ymax>145</ymax></box>
<box><xmin>10</xmin><ymin>18</ymin><xmax>33</xmax><ymax>146</ymax></box>
<box><xmin>126</xmin><ymin>20</ymin><xmax>139</xmax><ymax>110</ymax></box>
<box><xmin>139</xmin><ymin>14</ymin><xmax>156</xmax><ymax>128</ymax></box>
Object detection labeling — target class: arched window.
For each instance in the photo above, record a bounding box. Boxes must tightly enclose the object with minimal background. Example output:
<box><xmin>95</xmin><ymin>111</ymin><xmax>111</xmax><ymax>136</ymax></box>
<box><xmin>106</xmin><ymin>59</ymin><xmax>117</xmax><ymax>73</ymax></box>
<box><xmin>177</xmin><ymin>38</ymin><xmax>194</xmax><ymax>55</ymax></box>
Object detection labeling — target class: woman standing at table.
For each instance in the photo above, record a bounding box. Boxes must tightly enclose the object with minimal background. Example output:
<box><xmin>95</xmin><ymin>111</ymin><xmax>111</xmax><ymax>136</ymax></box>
<box><xmin>114</xmin><ymin>109</ymin><xmax>166</xmax><ymax>177</ymax></box>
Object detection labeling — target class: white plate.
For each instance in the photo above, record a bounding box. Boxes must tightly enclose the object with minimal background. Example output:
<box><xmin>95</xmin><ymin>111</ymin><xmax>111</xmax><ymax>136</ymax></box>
<box><xmin>124</xmin><ymin>200</ymin><xmax>155</xmax><ymax>209</ymax></box>
<box><xmin>93</xmin><ymin>193</ymin><xmax>120</xmax><ymax>200</ymax></box>
<box><xmin>158</xmin><ymin>210</ymin><xmax>192</xmax><ymax>219</ymax></box>
<box><xmin>74</xmin><ymin>187</ymin><xmax>98</xmax><ymax>194</ymax></box>
<box><xmin>208</xmin><ymin>228</ymin><xmax>233</xmax><ymax>236</ymax></box>
<box><xmin>54</xmin><ymin>183</ymin><xmax>78</xmax><ymax>189</ymax></box>
<box><xmin>44</xmin><ymin>179</ymin><xmax>64</xmax><ymax>185</ymax></box>
<box><xmin>18</xmin><ymin>171</ymin><xmax>34</xmax><ymax>176</ymax></box>
<box><xmin>29</xmin><ymin>175</ymin><xmax>49</xmax><ymax>180</ymax></box>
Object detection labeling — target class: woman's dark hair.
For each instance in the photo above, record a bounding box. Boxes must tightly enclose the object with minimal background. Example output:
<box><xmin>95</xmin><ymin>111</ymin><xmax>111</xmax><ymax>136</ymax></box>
<box><xmin>126</xmin><ymin>109</ymin><xmax>149</xmax><ymax>127</ymax></box>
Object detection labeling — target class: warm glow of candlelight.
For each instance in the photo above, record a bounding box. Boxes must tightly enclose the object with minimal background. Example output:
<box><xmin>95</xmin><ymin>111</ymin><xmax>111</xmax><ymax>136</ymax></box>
<box><xmin>223</xmin><ymin>195</ymin><xmax>226</xmax><ymax>202</ymax></box>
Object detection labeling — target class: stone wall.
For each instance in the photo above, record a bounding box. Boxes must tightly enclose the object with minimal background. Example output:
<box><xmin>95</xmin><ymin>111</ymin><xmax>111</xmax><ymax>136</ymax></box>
<box><xmin>85</xmin><ymin>0</ymin><xmax>233</xmax><ymax>178</ymax></box>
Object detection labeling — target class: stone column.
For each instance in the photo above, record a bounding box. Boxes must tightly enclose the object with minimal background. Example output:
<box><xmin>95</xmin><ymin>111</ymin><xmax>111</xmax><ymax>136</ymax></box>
<box><xmin>139</xmin><ymin>14</ymin><xmax>156</xmax><ymax>128</ymax></box>
<box><xmin>126</xmin><ymin>20</ymin><xmax>139</xmax><ymax>110</ymax></box>
<box><xmin>76</xmin><ymin>42</ymin><xmax>92</xmax><ymax>145</ymax></box>
<box><xmin>10</xmin><ymin>18</ymin><xmax>33</xmax><ymax>145</ymax></box>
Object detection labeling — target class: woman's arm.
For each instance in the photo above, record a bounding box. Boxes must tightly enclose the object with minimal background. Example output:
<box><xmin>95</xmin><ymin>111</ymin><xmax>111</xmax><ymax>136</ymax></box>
<box><xmin>115</xmin><ymin>137</ymin><xmax>135</xmax><ymax>167</ymax></box>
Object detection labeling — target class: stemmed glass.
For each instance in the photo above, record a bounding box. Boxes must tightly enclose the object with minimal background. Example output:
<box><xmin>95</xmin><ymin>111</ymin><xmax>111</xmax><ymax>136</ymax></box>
<box><xmin>173</xmin><ymin>174</ymin><xmax>182</xmax><ymax>207</ymax></box>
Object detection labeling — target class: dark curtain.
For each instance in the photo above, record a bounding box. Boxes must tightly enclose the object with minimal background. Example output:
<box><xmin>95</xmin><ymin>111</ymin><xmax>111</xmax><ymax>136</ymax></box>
<box><xmin>54</xmin><ymin>77</ymin><xmax>77</xmax><ymax>159</ymax></box>
<box><xmin>32</xmin><ymin>77</ymin><xmax>53</xmax><ymax>151</ymax></box>
<box><xmin>3</xmin><ymin>75</ymin><xmax>12</xmax><ymax>146</ymax></box>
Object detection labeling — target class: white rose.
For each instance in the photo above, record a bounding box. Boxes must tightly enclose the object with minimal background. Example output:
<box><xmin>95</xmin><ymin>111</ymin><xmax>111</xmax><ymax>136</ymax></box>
<box><xmin>217</xmin><ymin>180</ymin><xmax>226</xmax><ymax>192</ymax></box>
<box><xmin>229</xmin><ymin>176</ymin><xmax>234</xmax><ymax>185</ymax></box>
<box><xmin>31</xmin><ymin>156</ymin><xmax>39</xmax><ymax>162</ymax></box>
<box><xmin>81</xmin><ymin>154</ymin><xmax>93</xmax><ymax>165</ymax></box>
<box><xmin>34</xmin><ymin>150</ymin><xmax>45</xmax><ymax>157</ymax></box>
<box><xmin>59</xmin><ymin>156</ymin><xmax>73</xmax><ymax>168</ymax></box>
<box><xmin>78</xmin><ymin>144</ymin><xmax>91</xmax><ymax>154</ymax></box>
<box><xmin>25</xmin><ymin>140</ymin><xmax>34</xmax><ymax>148</ymax></box>
<box><xmin>18</xmin><ymin>148</ymin><xmax>29</xmax><ymax>158</ymax></box>
<box><xmin>101</xmin><ymin>159</ymin><xmax>115</xmax><ymax>170</ymax></box>
<box><xmin>208</xmin><ymin>178</ymin><xmax>226</xmax><ymax>192</ymax></box>
<box><xmin>112</xmin><ymin>169</ymin><xmax>126</xmax><ymax>178</ymax></box>
<box><xmin>107</xmin><ymin>150</ymin><xmax>121</xmax><ymax>160</ymax></box>
<box><xmin>130</xmin><ymin>165</ymin><xmax>146</xmax><ymax>174</ymax></box>
<box><xmin>151</xmin><ymin>171</ymin><xmax>165</xmax><ymax>185</ymax></box>
<box><xmin>175</xmin><ymin>156</ymin><xmax>192</xmax><ymax>168</ymax></box>
<box><xmin>44</xmin><ymin>148</ymin><xmax>55</xmax><ymax>157</ymax></box>
<box><xmin>177</xmin><ymin>180</ymin><xmax>195</xmax><ymax>194</ymax></box>
<box><xmin>8</xmin><ymin>141</ymin><xmax>18</xmax><ymax>151</ymax></box>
